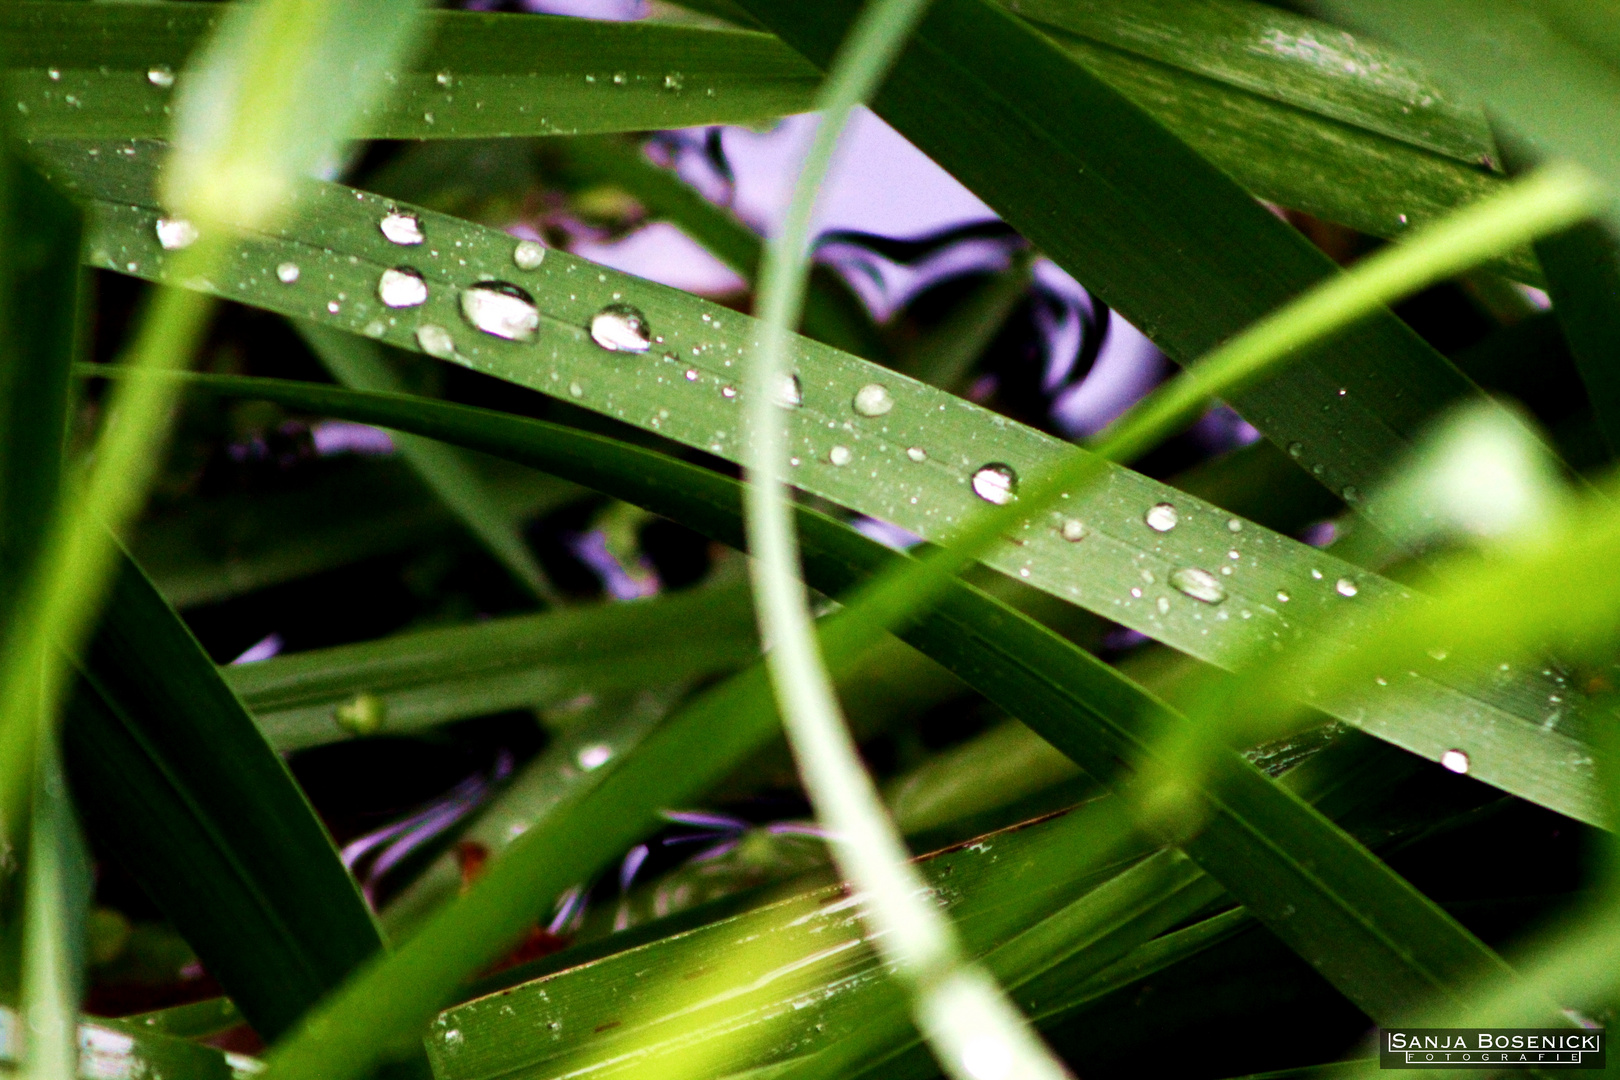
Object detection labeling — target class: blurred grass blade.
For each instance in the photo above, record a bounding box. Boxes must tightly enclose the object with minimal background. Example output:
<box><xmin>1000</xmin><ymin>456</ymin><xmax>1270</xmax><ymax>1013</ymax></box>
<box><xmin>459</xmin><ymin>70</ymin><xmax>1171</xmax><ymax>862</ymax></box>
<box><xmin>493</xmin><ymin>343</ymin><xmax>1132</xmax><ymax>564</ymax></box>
<box><xmin>225</xmin><ymin>579</ymin><xmax>758</xmax><ymax>750</ymax></box>
<box><xmin>295</xmin><ymin>321</ymin><xmax>560</xmax><ymax>605</ymax></box>
<box><xmin>1530</xmin><ymin>221</ymin><xmax>1620</xmax><ymax>459</ymax></box>
<box><xmin>41</xmin><ymin>143</ymin><xmax>1603</xmax><ymax>827</ymax></box>
<box><xmin>115</xmin><ymin>373</ymin><xmax>1543</xmax><ymax>1028</ymax></box>
<box><xmin>20</xmin><ymin>741</ymin><xmax>89</xmax><ymax>1080</ymax></box>
<box><xmin>63</xmin><ymin>550</ymin><xmax>389</xmax><ymax>1043</ymax></box>
<box><xmin>119</xmin><ymin>998</ymin><xmax>244</xmax><ymax>1042</ymax></box>
<box><xmin>2</xmin><ymin>1008</ymin><xmax>251</xmax><ymax>1080</ymax></box>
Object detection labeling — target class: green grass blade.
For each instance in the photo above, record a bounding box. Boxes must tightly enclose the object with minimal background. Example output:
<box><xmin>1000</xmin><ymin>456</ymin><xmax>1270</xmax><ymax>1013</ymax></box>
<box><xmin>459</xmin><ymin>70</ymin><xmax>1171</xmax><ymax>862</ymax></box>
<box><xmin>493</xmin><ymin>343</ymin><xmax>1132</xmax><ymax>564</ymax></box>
<box><xmin>119</xmin><ymin>998</ymin><xmax>244</xmax><ymax>1041</ymax></box>
<box><xmin>41</xmin><ymin>144</ymin><xmax>1601</xmax><ymax>827</ymax></box>
<box><xmin>6</xmin><ymin>5</ymin><xmax>818</xmax><ymax>141</ymax></box>
<box><xmin>62</xmin><ymin>550</ymin><xmax>389</xmax><ymax>1042</ymax></box>
<box><xmin>225</xmin><ymin>579</ymin><xmax>758</xmax><ymax>750</ymax></box>
<box><xmin>20</xmin><ymin>742</ymin><xmax>89</xmax><ymax>1080</ymax></box>
<box><xmin>1531</xmin><ymin>221</ymin><xmax>1620</xmax><ymax>459</ymax></box>
<box><xmin>295</xmin><ymin>321</ymin><xmax>561</xmax><ymax>604</ymax></box>
<box><xmin>113</xmin><ymin>373</ymin><xmax>1538</xmax><ymax>1026</ymax></box>
<box><xmin>8</xmin><ymin>1010</ymin><xmax>248</xmax><ymax>1080</ymax></box>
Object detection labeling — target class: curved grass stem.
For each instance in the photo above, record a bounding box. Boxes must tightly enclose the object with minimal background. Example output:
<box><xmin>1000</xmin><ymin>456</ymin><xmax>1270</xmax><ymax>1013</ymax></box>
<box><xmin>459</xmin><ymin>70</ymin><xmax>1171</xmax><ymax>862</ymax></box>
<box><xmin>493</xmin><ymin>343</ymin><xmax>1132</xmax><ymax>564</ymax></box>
<box><xmin>741</xmin><ymin>2</ymin><xmax>1072</xmax><ymax>1079</ymax></box>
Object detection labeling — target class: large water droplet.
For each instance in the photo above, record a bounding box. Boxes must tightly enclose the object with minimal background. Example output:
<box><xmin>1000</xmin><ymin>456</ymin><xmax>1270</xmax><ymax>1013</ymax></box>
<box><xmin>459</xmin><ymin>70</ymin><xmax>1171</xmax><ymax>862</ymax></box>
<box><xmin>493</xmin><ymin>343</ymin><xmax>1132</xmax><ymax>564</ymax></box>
<box><xmin>589</xmin><ymin>303</ymin><xmax>651</xmax><ymax>352</ymax></box>
<box><xmin>1170</xmin><ymin>567</ymin><xmax>1226</xmax><ymax>604</ymax></box>
<box><xmin>147</xmin><ymin>65</ymin><xmax>175</xmax><ymax>89</ymax></box>
<box><xmin>379</xmin><ymin>210</ymin><xmax>425</xmax><ymax>246</ymax></box>
<box><xmin>276</xmin><ymin>262</ymin><xmax>300</xmax><ymax>284</ymax></box>
<box><xmin>971</xmin><ymin>463</ymin><xmax>1017</xmax><ymax>505</ymax></box>
<box><xmin>829</xmin><ymin>445</ymin><xmax>853</xmax><ymax>467</ymax></box>
<box><xmin>1335</xmin><ymin>577</ymin><xmax>1358</xmax><ymax>597</ymax></box>
<box><xmin>1144</xmin><ymin>503</ymin><xmax>1178</xmax><ymax>532</ymax></box>
<box><xmin>461</xmin><ymin>281</ymin><xmax>539</xmax><ymax>342</ymax></box>
<box><xmin>853</xmin><ymin>383</ymin><xmax>894</xmax><ymax>417</ymax></box>
<box><xmin>416</xmin><ymin>324</ymin><xmax>456</xmax><ymax>359</ymax></box>
<box><xmin>1060</xmin><ymin>518</ymin><xmax>1087</xmax><ymax>542</ymax></box>
<box><xmin>155</xmin><ymin>217</ymin><xmax>197</xmax><ymax>250</ymax></box>
<box><xmin>1439</xmin><ymin>749</ymin><xmax>1470</xmax><ymax>774</ymax></box>
<box><xmin>775</xmin><ymin>373</ymin><xmax>803</xmax><ymax>408</ymax></box>
<box><xmin>512</xmin><ymin>239</ymin><xmax>546</xmax><ymax>270</ymax></box>
<box><xmin>377</xmin><ymin>266</ymin><xmax>428</xmax><ymax>308</ymax></box>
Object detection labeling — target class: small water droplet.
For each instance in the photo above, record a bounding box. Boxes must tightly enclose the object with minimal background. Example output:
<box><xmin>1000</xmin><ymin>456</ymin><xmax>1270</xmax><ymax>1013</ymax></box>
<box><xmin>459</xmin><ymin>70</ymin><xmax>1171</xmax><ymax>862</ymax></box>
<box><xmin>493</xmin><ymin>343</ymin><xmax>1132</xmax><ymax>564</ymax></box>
<box><xmin>327</xmin><ymin>300</ymin><xmax>341</xmax><ymax>314</ymax></box>
<box><xmin>275</xmin><ymin>261</ymin><xmax>300</xmax><ymax>284</ymax></box>
<box><xmin>1227</xmin><ymin>518</ymin><xmax>1243</xmax><ymax>532</ymax></box>
<box><xmin>775</xmin><ymin>373</ymin><xmax>803</xmax><ymax>408</ymax></box>
<box><xmin>335</xmin><ymin>693</ymin><xmax>386</xmax><ymax>736</ymax></box>
<box><xmin>568</xmin><ymin>380</ymin><xmax>584</xmax><ymax>398</ymax></box>
<box><xmin>971</xmin><ymin>463</ymin><xmax>1018</xmax><ymax>505</ymax></box>
<box><xmin>663</xmin><ymin>72</ymin><xmax>684</xmax><ymax>91</ymax></box>
<box><xmin>1144</xmin><ymin>502</ymin><xmax>1178</xmax><ymax>532</ymax></box>
<box><xmin>1170</xmin><ymin>567</ymin><xmax>1226</xmax><ymax>604</ymax></box>
<box><xmin>1428</xmin><ymin>648</ymin><xmax>1449</xmax><ymax>662</ymax></box>
<box><xmin>47</xmin><ymin>68</ymin><xmax>60</xmax><ymax>81</ymax></box>
<box><xmin>853</xmin><ymin>383</ymin><xmax>894</xmax><ymax>417</ymax></box>
<box><xmin>1310</xmin><ymin>568</ymin><xmax>1323</xmax><ymax>580</ymax></box>
<box><xmin>612</xmin><ymin>71</ymin><xmax>627</xmax><ymax>85</ymax></box>
<box><xmin>436</xmin><ymin>70</ymin><xmax>452</xmax><ymax>87</ymax></box>
<box><xmin>147</xmin><ymin>65</ymin><xmax>175</xmax><ymax>89</ymax></box>
<box><xmin>1375</xmin><ymin>676</ymin><xmax>1388</xmax><ymax>686</ymax></box>
<box><xmin>1130</xmin><ymin>587</ymin><xmax>1142</xmax><ymax>598</ymax></box>
<box><xmin>512</xmin><ymin>239</ymin><xmax>546</xmax><ymax>270</ymax></box>
<box><xmin>155</xmin><ymin>217</ymin><xmax>197</xmax><ymax>250</ymax></box>
<box><xmin>377</xmin><ymin>266</ymin><xmax>428</xmax><ymax>308</ymax></box>
<box><xmin>720</xmin><ymin>385</ymin><xmax>737</xmax><ymax>399</ymax></box>
<box><xmin>829</xmin><ymin>445</ymin><xmax>853</xmax><ymax>467</ymax></box>
<box><xmin>461</xmin><ymin>281</ymin><xmax>539</xmax><ymax>342</ymax></box>
<box><xmin>1440</xmin><ymin>749</ymin><xmax>1469</xmax><ymax>774</ymax></box>
<box><xmin>441</xmin><ymin>1029</ymin><xmax>464</xmax><ymax>1049</ymax></box>
<box><xmin>1341</xmin><ymin>485</ymin><xmax>1360</xmax><ymax>503</ymax></box>
<box><xmin>1335</xmin><ymin>577</ymin><xmax>1358</xmax><ymax>597</ymax></box>
<box><xmin>416</xmin><ymin>324</ymin><xmax>456</xmax><ymax>359</ymax></box>
<box><xmin>1156</xmin><ymin>596</ymin><xmax>1171</xmax><ymax>615</ymax></box>
<box><xmin>1060</xmin><ymin>518</ymin><xmax>1087</xmax><ymax>542</ymax></box>
<box><xmin>1276</xmin><ymin>590</ymin><xmax>1291</xmax><ymax>602</ymax></box>
<box><xmin>589</xmin><ymin>303</ymin><xmax>652</xmax><ymax>352</ymax></box>
<box><xmin>1397</xmin><ymin>213</ymin><xmax>1409</xmax><ymax>225</ymax></box>
<box><xmin>379</xmin><ymin>210</ymin><xmax>425</xmax><ymax>246</ymax></box>
<box><xmin>684</xmin><ymin>368</ymin><xmax>699</xmax><ymax>381</ymax></box>
<box><xmin>1287</xmin><ymin>442</ymin><xmax>1303</xmax><ymax>458</ymax></box>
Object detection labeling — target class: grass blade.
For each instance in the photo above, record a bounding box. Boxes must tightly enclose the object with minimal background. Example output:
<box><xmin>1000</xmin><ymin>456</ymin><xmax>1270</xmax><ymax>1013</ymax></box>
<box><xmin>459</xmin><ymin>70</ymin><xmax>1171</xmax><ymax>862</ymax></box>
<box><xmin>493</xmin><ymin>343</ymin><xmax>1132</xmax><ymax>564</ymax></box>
<box><xmin>20</xmin><ymin>741</ymin><xmax>89</xmax><ymax>1080</ymax></box>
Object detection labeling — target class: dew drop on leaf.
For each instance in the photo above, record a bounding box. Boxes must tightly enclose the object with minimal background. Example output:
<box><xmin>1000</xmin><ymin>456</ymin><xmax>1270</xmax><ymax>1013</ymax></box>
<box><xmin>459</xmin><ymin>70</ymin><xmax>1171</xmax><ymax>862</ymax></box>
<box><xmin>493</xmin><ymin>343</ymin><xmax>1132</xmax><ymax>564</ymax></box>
<box><xmin>720</xmin><ymin>385</ymin><xmax>737</xmax><ymax>399</ymax></box>
<box><xmin>435</xmin><ymin>70</ymin><xmax>452</xmax><ymax>87</ymax></box>
<box><xmin>379</xmin><ymin>210</ymin><xmax>425</xmax><ymax>246</ymax></box>
<box><xmin>906</xmin><ymin>447</ymin><xmax>927</xmax><ymax>463</ymax></box>
<box><xmin>829</xmin><ymin>445</ymin><xmax>853</xmax><ymax>466</ymax></box>
<box><xmin>1060</xmin><ymin>518</ymin><xmax>1087</xmax><ymax>541</ymax></box>
<box><xmin>1144</xmin><ymin>502</ymin><xmax>1178</xmax><ymax>532</ymax></box>
<box><xmin>577</xmin><ymin>744</ymin><xmax>613</xmax><ymax>770</ymax></box>
<box><xmin>1157</xmin><ymin>596</ymin><xmax>1171</xmax><ymax>614</ymax></box>
<box><xmin>275</xmin><ymin>262</ymin><xmax>300</xmax><ymax>284</ymax></box>
<box><xmin>775</xmin><ymin>373</ymin><xmax>803</xmax><ymax>408</ymax></box>
<box><xmin>971</xmin><ymin>463</ymin><xmax>1017</xmax><ymax>505</ymax></box>
<box><xmin>1335</xmin><ymin>577</ymin><xmax>1358</xmax><ymax>597</ymax></box>
<box><xmin>155</xmin><ymin>217</ymin><xmax>197</xmax><ymax>250</ymax></box>
<box><xmin>1276</xmin><ymin>590</ymin><xmax>1291</xmax><ymax>602</ymax></box>
<box><xmin>1170</xmin><ymin>567</ymin><xmax>1225</xmax><ymax>604</ymax></box>
<box><xmin>1440</xmin><ymin>749</ymin><xmax>1470</xmax><ymax>774</ymax></box>
<box><xmin>512</xmin><ymin>239</ymin><xmax>546</xmax><ymax>270</ymax></box>
<box><xmin>663</xmin><ymin>72</ymin><xmax>684</xmax><ymax>91</ymax></box>
<box><xmin>147</xmin><ymin>65</ymin><xmax>175</xmax><ymax>89</ymax></box>
<box><xmin>461</xmin><ymin>281</ymin><xmax>539</xmax><ymax>342</ymax></box>
<box><xmin>377</xmin><ymin>266</ymin><xmax>428</xmax><ymax>308</ymax></box>
<box><xmin>853</xmin><ymin>383</ymin><xmax>894</xmax><ymax>417</ymax></box>
<box><xmin>1227</xmin><ymin>518</ymin><xmax>1243</xmax><ymax>532</ymax></box>
<box><xmin>1287</xmin><ymin>442</ymin><xmax>1303</xmax><ymax>458</ymax></box>
<box><xmin>589</xmin><ymin>303</ymin><xmax>652</xmax><ymax>352</ymax></box>
<box><xmin>416</xmin><ymin>323</ymin><xmax>456</xmax><ymax>359</ymax></box>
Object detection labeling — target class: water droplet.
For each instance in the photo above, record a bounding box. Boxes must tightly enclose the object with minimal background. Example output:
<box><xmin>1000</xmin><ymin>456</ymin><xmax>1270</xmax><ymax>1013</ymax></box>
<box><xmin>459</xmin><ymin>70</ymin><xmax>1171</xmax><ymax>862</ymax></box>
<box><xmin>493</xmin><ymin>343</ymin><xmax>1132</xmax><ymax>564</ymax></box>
<box><xmin>684</xmin><ymin>368</ymin><xmax>699</xmax><ymax>381</ymax></box>
<box><xmin>377</xmin><ymin>266</ymin><xmax>428</xmax><ymax>308</ymax></box>
<box><xmin>275</xmin><ymin>262</ymin><xmax>300</xmax><ymax>285</ymax></box>
<box><xmin>775</xmin><ymin>373</ymin><xmax>803</xmax><ymax>408</ymax></box>
<box><xmin>1144</xmin><ymin>502</ymin><xmax>1178</xmax><ymax>532</ymax></box>
<box><xmin>1341</xmin><ymin>485</ymin><xmax>1360</xmax><ymax>503</ymax></box>
<box><xmin>1060</xmin><ymin>518</ymin><xmax>1087</xmax><ymax>542</ymax></box>
<box><xmin>416</xmin><ymin>323</ymin><xmax>456</xmax><ymax>359</ymax></box>
<box><xmin>1439</xmin><ymin>749</ymin><xmax>1469</xmax><ymax>774</ymax></box>
<box><xmin>589</xmin><ymin>303</ymin><xmax>652</xmax><ymax>352</ymax></box>
<box><xmin>612</xmin><ymin>71</ymin><xmax>627</xmax><ymax>85</ymax></box>
<box><xmin>663</xmin><ymin>72</ymin><xmax>684</xmax><ymax>91</ymax></box>
<box><xmin>1170</xmin><ymin>567</ymin><xmax>1226</xmax><ymax>604</ymax></box>
<box><xmin>335</xmin><ymin>693</ymin><xmax>386</xmax><ymax>736</ymax></box>
<box><xmin>1287</xmin><ymin>442</ymin><xmax>1303</xmax><ymax>458</ymax></box>
<box><xmin>1428</xmin><ymin>648</ymin><xmax>1449</xmax><ymax>662</ymax></box>
<box><xmin>380</xmin><ymin>210</ymin><xmax>425</xmax><ymax>246</ymax></box>
<box><xmin>436</xmin><ymin>70</ymin><xmax>452</xmax><ymax>87</ymax></box>
<box><xmin>1227</xmin><ymin>518</ymin><xmax>1243</xmax><ymax>532</ymax></box>
<box><xmin>829</xmin><ymin>445</ymin><xmax>853</xmax><ymax>467</ymax></box>
<box><xmin>1276</xmin><ymin>590</ymin><xmax>1291</xmax><ymax>602</ymax></box>
<box><xmin>47</xmin><ymin>68</ymin><xmax>60</xmax><ymax>81</ymax></box>
<box><xmin>1335</xmin><ymin>577</ymin><xmax>1358</xmax><ymax>597</ymax></box>
<box><xmin>720</xmin><ymin>385</ymin><xmax>737</xmax><ymax>399</ymax></box>
<box><xmin>906</xmin><ymin>446</ymin><xmax>927</xmax><ymax>463</ymax></box>
<box><xmin>1397</xmin><ymin>213</ymin><xmax>1409</xmax><ymax>225</ymax></box>
<box><xmin>147</xmin><ymin>65</ymin><xmax>175</xmax><ymax>89</ymax></box>
<box><xmin>461</xmin><ymin>281</ymin><xmax>539</xmax><ymax>342</ymax></box>
<box><xmin>1156</xmin><ymin>596</ymin><xmax>1171</xmax><ymax>615</ymax></box>
<box><xmin>155</xmin><ymin>217</ymin><xmax>197</xmax><ymax>250</ymax></box>
<box><xmin>971</xmin><ymin>463</ymin><xmax>1018</xmax><ymax>505</ymax></box>
<box><xmin>1310</xmin><ymin>568</ymin><xmax>1323</xmax><ymax>580</ymax></box>
<box><xmin>853</xmin><ymin>383</ymin><xmax>894</xmax><ymax>417</ymax></box>
<box><xmin>512</xmin><ymin>239</ymin><xmax>546</xmax><ymax>270</ymax></box>
<box><xmin>1130</xmin><ymin>587</ymin><xmax>1142</xmax><ymax>598</ymax></box>
<box><xmin>327</xmin><ymin>300</ymin><xmax>341</xmax><ymax>314</ymax></box>
<box><xmin>568</xmin><ymin>380</ymin><xmax>584</xmax><ymax>398</ymax></box>
<box><xmin>441</xmin><ymin>1029</ymin><xmax>464</xmax><ymax>1049</ymax></box>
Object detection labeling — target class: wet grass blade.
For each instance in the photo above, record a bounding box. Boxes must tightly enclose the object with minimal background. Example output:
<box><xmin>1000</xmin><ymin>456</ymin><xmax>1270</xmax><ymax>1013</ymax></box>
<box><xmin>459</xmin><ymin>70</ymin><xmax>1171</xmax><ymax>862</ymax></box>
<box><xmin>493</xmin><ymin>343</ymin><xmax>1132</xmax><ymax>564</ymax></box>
<box><xmin>62</xmin><ymin>550</ymin><xmax>390</xmax><ymax>1043</ymax></box>
<box><xmin>225</xmin><ymin>578</ymin><xmax>758</xmax><ymax>750</ymax></box>
<box><xmin>40</xmin><ymin>143</ymin><xmax>1601</xmax><ymax>828</ymax></box>
<box><xmin>296</xmin><ymin>320</ymin><xmax>561</xmax><ymax>604</ymax></box>
<box><xmin>106</xmin><ymin>372</ymin><xmax>1540</xmax><ymax>1028</ymax></box>
<box><xmin>20</xmin><ymin>741</ymin><xmax>90</xmax><ymax>1080</ymax></box>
